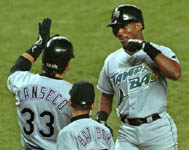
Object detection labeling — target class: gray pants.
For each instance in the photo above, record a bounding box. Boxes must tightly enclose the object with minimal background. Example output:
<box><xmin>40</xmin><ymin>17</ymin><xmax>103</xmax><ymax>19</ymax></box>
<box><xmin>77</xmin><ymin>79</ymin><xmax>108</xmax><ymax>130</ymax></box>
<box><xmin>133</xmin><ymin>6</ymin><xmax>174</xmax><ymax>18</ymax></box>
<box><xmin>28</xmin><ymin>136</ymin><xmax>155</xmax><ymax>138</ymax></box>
<box><xmin>115</xmin><ymin>112</ymin><xmax>177</xmax><ymax>150</ymax></box>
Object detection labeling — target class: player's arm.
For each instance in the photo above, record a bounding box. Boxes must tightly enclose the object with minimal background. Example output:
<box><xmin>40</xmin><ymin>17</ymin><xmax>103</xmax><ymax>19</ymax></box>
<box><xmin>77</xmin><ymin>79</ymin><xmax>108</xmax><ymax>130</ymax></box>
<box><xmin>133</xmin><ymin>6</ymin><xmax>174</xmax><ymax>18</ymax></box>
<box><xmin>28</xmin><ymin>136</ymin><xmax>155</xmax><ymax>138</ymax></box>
<box><xmin>153</xmin><ymin>53</ymin><xmax>181</xmax><ymax>80</ymax></box>
<box><xmin>124</xmin><ymin>39</ymin><xmax>182</xmax><ymax>80</ymax></box>
<box><xmin>97</xmin><ymin>93</ymin><xmax>113</xmax><ymax>117</ymax></box>
<box><xmin>9</xmin><ymin>18</ymin><xmax>51</xmax><ymax>75</ymax></box>
<box><xmin>96</xmin><ymin>92</ymin><xmax>114</xmax><ymax>135</ymax></box>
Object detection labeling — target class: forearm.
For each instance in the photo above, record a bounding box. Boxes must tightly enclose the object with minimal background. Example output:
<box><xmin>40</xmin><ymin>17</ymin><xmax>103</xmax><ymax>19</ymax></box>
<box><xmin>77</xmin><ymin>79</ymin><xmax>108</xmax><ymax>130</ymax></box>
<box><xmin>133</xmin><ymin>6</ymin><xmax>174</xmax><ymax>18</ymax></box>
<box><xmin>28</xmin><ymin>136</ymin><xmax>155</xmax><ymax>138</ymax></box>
<box><xmin>10</xmin><ymin>56</ymin><xmax>32</xmax><ymax>74</ymax></box>
<box><xmin>98</xmin><ymin>94</ymin><xmax>113</xmax><ymax>115</ymax></box>
<box><xmin>154</xmin><ymin>53</ymin><xmax>181</xmax><ymax>80</ymax></box>
<box><xmin>9</xmin><ymin>46</ymin><xmax>42</xmax><ymax>75</ymax></box>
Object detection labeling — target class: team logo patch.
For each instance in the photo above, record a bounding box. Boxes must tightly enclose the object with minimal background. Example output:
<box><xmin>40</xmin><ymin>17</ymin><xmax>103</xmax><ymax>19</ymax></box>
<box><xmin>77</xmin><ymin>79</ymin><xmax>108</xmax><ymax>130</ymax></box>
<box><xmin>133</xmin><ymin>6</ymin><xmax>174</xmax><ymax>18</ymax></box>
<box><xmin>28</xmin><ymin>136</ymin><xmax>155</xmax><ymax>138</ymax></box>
<box><xmin>113</xmin><ymin>10</ymin><xmax>120</xmax><ymax>18</ymax></box>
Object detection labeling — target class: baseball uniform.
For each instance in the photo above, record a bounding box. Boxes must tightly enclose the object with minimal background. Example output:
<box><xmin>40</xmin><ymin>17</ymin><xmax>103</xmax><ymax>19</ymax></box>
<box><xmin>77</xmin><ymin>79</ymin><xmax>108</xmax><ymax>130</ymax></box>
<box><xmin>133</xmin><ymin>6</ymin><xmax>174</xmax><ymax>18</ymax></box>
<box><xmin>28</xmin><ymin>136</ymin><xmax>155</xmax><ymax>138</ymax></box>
<box><xmin>97</xmin><ymin>43</ymin><xmax>179</xmax><ymax>150</ymax></box>
<box><xmin>57</xmin><ymin>81</ymin><xmax>115</xmax><ymax>150</ymax></box>
<box><xmin>7</xmin><ymin>18</ymin><xmax>75</xmax><ymax>150</ymax></box>
<box><xmin>7</xmin><ymin>71</ymin><xmax>72</xmax><ymax>150</ymax></box>
<box><xmin>57</xmin><ymin>115</ymin><xmax>114</xmax><ymax>150</ymax></box>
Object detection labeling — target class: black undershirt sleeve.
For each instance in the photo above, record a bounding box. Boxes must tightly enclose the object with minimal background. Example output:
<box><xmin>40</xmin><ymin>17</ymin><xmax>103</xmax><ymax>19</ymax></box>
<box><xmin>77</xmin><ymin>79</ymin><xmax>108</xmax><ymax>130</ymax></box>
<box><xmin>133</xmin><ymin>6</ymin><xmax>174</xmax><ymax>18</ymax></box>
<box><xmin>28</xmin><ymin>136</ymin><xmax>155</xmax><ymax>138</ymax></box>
<box><xmin>10</xmin><ymin>56</ymin><xmax>32</xmax><ymax>75</ymax></box>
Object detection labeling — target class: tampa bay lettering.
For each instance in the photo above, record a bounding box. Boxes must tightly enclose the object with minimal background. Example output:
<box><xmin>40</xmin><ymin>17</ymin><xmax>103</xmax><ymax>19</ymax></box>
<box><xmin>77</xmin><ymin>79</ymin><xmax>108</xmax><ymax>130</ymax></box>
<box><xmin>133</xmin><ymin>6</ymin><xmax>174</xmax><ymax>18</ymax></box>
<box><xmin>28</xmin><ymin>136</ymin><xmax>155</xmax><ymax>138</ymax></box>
<box><xmin>111</xmin><ymin>64</ymin><xmax>159</xmax><ymax>89</ymax></box>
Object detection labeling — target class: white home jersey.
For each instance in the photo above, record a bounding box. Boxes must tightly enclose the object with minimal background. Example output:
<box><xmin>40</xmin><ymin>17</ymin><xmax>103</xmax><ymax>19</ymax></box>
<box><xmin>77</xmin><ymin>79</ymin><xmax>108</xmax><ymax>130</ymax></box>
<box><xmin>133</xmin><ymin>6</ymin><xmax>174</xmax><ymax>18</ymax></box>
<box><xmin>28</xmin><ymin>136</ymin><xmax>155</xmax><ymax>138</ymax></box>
<box><xmin>97</xmin><ymin>43</ymin><xmax>180</xmax><ymax>118</ymax></box>
<box><xmin>57</xmin><ymin>118</ymin><xmax>114</xmax><ymax>150</ymax></box>
<box><xmin>7</xmin><ymin>71</ymin><xmax>72</xmax><ymax>150</ymax></box>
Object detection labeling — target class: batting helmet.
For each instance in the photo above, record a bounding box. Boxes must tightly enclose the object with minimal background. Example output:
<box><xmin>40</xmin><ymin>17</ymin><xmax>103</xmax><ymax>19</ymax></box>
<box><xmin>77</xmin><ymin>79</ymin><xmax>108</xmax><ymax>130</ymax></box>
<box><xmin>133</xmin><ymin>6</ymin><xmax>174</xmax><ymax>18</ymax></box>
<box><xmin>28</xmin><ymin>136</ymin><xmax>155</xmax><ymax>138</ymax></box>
<box><xmin>42</xmin><ymin>35</ymin><xmax>75</xmax><ymax>75</ymax></box>
<box><xmin>107</xmin><ymin>5</ymin><xmax>144</xmax><ymax>36</ymax></box>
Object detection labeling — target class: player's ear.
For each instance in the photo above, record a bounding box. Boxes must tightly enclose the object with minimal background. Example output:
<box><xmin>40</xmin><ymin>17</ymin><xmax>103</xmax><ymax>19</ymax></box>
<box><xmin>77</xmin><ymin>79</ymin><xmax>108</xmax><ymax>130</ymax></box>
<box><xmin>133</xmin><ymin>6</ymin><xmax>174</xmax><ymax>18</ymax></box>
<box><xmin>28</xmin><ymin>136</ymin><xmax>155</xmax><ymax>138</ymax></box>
<box><xmin>90</xmin><ymin>101</ymin><xmax>95</xmax><ymax>110</ymax></box>
<box><xmin>135</xmin><ymin>22</ymin><xmax>143</xmax><ymax>31</ymax></box>
<box><xmin>68</xmin><ymin>99</ymin><xmax>72</xmax><ymax>107</ymax></box>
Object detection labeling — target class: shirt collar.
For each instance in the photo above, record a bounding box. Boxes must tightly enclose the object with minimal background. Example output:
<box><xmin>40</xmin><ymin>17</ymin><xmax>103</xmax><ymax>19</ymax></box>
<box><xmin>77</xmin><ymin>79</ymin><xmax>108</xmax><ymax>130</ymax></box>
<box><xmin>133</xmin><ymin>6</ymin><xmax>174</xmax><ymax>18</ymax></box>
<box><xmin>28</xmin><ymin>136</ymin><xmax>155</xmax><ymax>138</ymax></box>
<box><xmin>71</xmin><ymin>114</ymin><xmax>90</xmax><ymax>122</ymax></box>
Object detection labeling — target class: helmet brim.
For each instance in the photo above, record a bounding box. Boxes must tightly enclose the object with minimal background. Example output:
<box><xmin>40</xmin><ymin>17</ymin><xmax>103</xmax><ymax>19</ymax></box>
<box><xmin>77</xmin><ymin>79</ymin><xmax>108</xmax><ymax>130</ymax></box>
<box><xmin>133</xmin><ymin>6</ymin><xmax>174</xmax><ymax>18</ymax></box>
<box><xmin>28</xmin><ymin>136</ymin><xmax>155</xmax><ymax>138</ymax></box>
<box><xmin>107</xmin><ymin>22</ymin><xmax>122</xmax><ymax>27</ymax></box>
<box><xmin>107</xmin><ymin>19</ymin><xmax>140</xmax><ymax>28</ymax></box>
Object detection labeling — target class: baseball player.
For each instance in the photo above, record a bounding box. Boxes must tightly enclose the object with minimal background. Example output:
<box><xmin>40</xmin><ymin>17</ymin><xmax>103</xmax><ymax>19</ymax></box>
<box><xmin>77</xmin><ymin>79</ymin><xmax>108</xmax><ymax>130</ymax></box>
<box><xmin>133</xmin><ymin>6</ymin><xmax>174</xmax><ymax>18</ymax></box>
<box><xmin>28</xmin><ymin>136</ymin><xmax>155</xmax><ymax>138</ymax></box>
<box><xmin>7</xmin><ymin>18</ymin><xmax>75</xmax><ymax>150</ymax></box>
<box><xmin>96</xmin><ymin>4</ymin><xmax>182</xmax><ymax>150</ymax></box>
<box><xmin>57</xmin><ymin>81</ymin><xmax>115</xmax><ymax>150</ymax></box>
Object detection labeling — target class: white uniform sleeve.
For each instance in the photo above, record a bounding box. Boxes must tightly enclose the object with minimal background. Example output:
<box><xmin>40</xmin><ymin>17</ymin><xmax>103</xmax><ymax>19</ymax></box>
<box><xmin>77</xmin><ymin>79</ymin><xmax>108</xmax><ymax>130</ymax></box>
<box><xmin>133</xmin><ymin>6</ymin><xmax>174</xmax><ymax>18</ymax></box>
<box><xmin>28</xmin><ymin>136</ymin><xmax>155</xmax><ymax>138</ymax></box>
<box><xmin>151</xmin><ymin>43</ymin><xmax>180</xmax><ymax>64</ymax></box>
<box><xmin>7</xmin><ymin>71</ymin><xmax>30</xmax><ymax>94</ymax></box>
<box><xmin>97</xmin><ymin>59</ymin><xmax>114</xmax><ymax>95</ymax></box>
<box><xmin>57</xmin><ymin>129</ymin><xmax>78</xmax><ymax>150</ymax></box>
<box><xmin>7</xmin><ymin>71</ymin><xmax>33</xmax><ymax>105</ymax></box>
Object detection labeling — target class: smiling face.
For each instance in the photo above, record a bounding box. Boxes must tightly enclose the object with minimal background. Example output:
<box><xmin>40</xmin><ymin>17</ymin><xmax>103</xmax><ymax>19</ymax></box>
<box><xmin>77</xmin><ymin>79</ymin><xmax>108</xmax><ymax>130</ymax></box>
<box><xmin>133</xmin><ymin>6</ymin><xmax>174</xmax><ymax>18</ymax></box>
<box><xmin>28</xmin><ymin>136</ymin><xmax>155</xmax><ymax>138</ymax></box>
<box><xmin>112</xmin><ymin>21</ymin><xmax>143</xmax><ymax>46</ymax></box>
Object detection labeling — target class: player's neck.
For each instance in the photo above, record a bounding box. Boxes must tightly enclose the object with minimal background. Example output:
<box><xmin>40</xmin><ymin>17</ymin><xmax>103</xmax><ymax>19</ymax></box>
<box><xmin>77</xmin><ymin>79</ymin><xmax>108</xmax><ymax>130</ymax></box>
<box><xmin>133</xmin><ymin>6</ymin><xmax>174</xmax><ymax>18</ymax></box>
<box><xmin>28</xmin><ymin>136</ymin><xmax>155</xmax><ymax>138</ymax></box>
<box><xmin>71</xmin><ymin>108</ymin><xmax>90</xmax><ymax>118</ymax></box>
<box><xmin>55</xmin><ymin>63</ymin><xmax>70</xmax><ymax>78</ymax></box>
<box><xmin>137</xmin><ymin>31</ymin><xmax>144</xmax><ymax>40</ymax></box>
<box><xmin>55</xmin><ymin>72</ymin><xmax>65</xmax><ymax>79</ymax></box>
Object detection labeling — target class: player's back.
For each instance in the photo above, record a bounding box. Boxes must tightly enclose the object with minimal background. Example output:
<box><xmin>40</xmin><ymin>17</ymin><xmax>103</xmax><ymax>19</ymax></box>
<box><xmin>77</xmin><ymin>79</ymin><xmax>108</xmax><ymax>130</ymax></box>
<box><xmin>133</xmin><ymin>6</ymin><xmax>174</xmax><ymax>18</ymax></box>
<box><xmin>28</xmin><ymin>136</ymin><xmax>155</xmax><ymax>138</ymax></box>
<box><xmin>7</xmin><ymin>71</ymin><xmax>72</xmax><ymax>150</ymax></box>
<box><xmin>57</xmin><ymin>118</ymin><xmax>114</xmax><ymax>150</ymax></box>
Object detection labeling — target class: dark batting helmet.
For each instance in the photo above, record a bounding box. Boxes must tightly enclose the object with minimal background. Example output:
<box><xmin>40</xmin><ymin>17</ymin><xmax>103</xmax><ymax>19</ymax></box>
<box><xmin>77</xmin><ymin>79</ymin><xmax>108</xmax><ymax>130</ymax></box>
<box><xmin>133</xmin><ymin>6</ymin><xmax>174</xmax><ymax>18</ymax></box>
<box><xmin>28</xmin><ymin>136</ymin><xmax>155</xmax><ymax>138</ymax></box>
<box><xmin>107</xmin><ymin>4</ymin><xmax>144</xmax><ymax>36</ymax></box>
<box><xmin>42</xmin><ymin>35</ymin><xmax>75</xmax><ymax>75</ymax></box>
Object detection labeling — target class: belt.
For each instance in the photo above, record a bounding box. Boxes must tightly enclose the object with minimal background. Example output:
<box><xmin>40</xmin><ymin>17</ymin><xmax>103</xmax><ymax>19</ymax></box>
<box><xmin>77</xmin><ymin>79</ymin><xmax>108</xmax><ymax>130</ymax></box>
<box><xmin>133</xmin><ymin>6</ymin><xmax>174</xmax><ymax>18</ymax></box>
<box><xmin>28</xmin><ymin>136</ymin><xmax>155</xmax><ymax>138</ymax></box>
<box><xmin>121</xmin><ymin>114</ymin><xmax>161</xmax><ymax>126</ymax></box>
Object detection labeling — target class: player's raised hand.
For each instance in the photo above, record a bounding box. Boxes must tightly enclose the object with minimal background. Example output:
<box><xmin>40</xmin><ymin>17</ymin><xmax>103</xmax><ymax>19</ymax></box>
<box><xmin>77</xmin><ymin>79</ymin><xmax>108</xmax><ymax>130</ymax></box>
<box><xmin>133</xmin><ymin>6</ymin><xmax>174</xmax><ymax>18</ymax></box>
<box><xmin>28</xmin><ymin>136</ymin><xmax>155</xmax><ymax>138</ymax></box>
<box><xmin>123</xmin><ymin>39</ymin><xmax>145</xmax><ymax>52</ymax></box>
<box><xmin>36</xmin><ymin>18</ymin><xmax>52</xmax><ymax>48</ymax></box>
<box><xmin>24</xmin><ymin>18</ymin><xmax>52</xmax><ymax>62</ymax></box>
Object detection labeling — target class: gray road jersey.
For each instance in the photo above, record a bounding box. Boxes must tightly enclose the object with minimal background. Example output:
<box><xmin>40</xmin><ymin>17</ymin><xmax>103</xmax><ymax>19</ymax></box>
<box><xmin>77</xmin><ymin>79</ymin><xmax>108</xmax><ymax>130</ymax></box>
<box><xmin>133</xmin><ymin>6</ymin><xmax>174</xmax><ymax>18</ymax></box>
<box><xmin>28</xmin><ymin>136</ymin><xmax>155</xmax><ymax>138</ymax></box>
<box><xmin>57</xmin><ymin>118</ymin><xmax>114</xmax><ymax>150</ymax></box>
<box><xmin>97</xmin><ymin>43</ymin><xmax>180</xmax><ymax>118</ymax></box>
<box><xmin>7</xmin><ymin>71</ymin><xmax>72</xmax><ymax>150</ymax></box>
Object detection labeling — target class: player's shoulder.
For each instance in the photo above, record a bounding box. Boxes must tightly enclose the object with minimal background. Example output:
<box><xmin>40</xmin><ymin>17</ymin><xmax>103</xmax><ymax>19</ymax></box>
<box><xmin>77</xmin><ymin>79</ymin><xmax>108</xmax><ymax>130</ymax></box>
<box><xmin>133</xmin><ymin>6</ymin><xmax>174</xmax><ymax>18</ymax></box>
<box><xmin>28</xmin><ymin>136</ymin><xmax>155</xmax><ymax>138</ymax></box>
<box><xmin>90</xmin><ymin>119</ymin><xmax>112</xmax><ymax>132</ymax></box>
<box><xmin>106</xmin><ymin>47</ymin><xmax>124</xmax><ymax>59</ymax></box>
<box><xmin>104</xmin><ymin>47</ymin><xmax>127</xmax><ymax>65</ymax></box>
<box><xmin>9</xmin><ymin>71</ymin><xmax>33</xmax><ymax>78</ymax></box>
<box><xmin>61</xmin><ymin>79</ymin><xmax>72</xmax><ymax>88</ymax></box>
<box><xmin>7</xmin><ymin>71</ymin><xmax>35</xmax><ymax>85</ymax></box>
<box><xmin>58</xmin><ymin>118</ymin><xmax>85</xmax><ymax>136</ymax></box>
<box><xmin>58</xmin><ymin>120</ymin><xmax>76</xmax><ymax>136</ymax></box>
<box><xmin>150</xmin><ymin>42</ymin><xmax>173</xmax><ymax>53</ymax></box>
<box><xmin>150</xmin><ymin>42</ymin><xmax>178</xmax><ymax>60</ymax></box>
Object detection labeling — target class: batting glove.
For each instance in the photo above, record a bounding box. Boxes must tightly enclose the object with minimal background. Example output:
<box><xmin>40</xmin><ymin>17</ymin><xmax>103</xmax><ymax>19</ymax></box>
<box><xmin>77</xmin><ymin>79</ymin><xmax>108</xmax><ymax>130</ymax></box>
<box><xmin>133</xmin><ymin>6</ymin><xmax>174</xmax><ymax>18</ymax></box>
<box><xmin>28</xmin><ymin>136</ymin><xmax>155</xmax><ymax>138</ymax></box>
<box><xmin>123</xmin><ymin>39</ymin><xmax>161</xmax><ymax>60</ymax></box>
<box><xmin>26</xmin><ymin>18</ymin><xmax>52</xmax><ymax>61</ymax></box>
<box><xmin>123</xmin><ymin>39</ymin><xmax>145</xmax><ymax>52</ymax></box>
<box><xmin>36</xmin><ymin>18</ymin><xmax>51</xmax><ymax>48</ymax></box>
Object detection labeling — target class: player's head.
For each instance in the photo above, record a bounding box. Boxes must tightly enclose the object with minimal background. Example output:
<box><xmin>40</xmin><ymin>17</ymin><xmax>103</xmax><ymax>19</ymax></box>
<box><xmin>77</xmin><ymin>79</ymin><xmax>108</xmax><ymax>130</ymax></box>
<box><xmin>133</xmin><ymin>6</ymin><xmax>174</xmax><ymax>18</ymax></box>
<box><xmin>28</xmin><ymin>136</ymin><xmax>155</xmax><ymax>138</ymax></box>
<box><xmin>69</xmin><ymin>81</ymin><xmax>95</xmax><ymax>110</ymax></box>
<box><xmin>42</xmin><ymin>35</ymin><xmax>75</xmax><ymax>77</ymax></box>
<box><xmin>107</xmin><ymin>4</ymin><xmax>144</xmax><ymax>37</ymax></box>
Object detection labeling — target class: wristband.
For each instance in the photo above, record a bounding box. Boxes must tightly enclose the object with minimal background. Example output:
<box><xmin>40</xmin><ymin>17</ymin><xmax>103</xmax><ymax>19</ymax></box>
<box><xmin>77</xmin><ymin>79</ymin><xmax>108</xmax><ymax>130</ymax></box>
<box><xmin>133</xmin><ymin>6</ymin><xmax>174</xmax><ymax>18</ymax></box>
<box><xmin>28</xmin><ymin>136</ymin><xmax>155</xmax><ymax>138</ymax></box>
<box><xmin>25</xmin><ymin>42</ymin><xmax>44</xmax><ymax>61</ymax></box>
<box><xmin>10</xmin><ymin>56</ymin><xmax>32</xmax><ymax>74</ymax></box>
<box><xmin>143</xmin><ymin>42</ymin><xmax>161</xmax><ymax>60</ymax></box>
